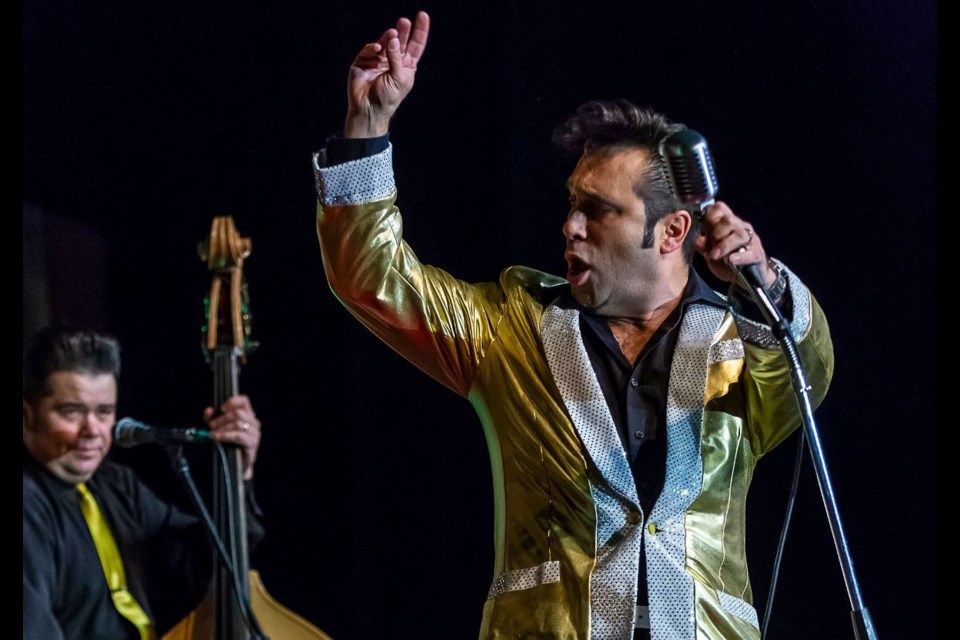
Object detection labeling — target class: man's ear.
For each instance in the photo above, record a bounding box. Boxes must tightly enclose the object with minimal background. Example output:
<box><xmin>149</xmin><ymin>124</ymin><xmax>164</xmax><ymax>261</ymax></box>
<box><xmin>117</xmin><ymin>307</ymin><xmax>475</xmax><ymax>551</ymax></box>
<box><xmin>660</xmin><ymin>209</ymin><xmax>692</xmax><ymax>254</ymax></box>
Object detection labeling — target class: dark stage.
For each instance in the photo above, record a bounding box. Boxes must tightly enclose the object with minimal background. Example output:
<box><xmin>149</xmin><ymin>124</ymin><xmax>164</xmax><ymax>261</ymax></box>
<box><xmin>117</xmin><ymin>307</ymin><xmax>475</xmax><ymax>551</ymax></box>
<box><xmin>23</xmin><ymin>1</ymin><xmax>936</xmax><ymax>638</ymax></box>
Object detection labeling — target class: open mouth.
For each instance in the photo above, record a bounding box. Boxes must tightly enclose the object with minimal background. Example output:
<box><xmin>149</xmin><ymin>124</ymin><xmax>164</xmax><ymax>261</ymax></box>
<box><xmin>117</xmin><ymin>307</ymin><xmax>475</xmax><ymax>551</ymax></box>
<box><xmin>567</xmin><ymin>256</ymin><xmax>589</xmax><ymax>278</ymax></box>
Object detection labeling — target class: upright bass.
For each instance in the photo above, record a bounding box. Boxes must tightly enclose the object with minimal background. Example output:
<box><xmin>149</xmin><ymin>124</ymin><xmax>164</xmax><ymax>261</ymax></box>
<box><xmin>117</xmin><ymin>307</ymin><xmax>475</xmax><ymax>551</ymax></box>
<box><xmin>164</xmin><ymin>216</ymin><xmax>333</xmax><ymax>640</ymax></box>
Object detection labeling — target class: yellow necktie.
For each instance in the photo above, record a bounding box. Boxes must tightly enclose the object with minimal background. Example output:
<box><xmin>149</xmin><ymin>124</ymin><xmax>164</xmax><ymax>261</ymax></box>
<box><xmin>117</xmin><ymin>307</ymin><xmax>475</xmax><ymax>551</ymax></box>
<box><xmin>76</xmin><ymin>482</ymin><xmax>157</xmax><ymax>640</ymax></box>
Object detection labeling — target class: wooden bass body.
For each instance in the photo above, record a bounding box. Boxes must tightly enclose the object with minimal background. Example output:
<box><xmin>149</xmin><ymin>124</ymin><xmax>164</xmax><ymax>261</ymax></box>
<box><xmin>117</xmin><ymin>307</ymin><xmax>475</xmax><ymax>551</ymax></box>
<box><xmin>162</xmin><ymin>570</ymin><xmax>334</xmax><ymax>640</ymax></box>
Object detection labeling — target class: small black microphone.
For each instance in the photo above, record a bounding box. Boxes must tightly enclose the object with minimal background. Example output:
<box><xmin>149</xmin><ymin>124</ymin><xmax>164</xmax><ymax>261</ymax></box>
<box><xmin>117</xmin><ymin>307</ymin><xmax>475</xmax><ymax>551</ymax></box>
<box><xmin>113</xmin><ymin>417</ymin><xmax>212</xmax><ymax>448</ymax></box>
<box><xmin>658</xmin><ymin>128</ymin><xmax>764</xmax><ymax>289</ymax></box>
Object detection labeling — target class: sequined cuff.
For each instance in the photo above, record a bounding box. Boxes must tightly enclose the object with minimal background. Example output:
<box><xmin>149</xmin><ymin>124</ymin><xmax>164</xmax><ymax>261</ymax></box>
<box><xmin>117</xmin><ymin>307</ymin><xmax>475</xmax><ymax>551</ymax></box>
<box><xmin>312</xmin><ymin>144</ymin><xmax>395</xmax><ymax>206</ymax></box>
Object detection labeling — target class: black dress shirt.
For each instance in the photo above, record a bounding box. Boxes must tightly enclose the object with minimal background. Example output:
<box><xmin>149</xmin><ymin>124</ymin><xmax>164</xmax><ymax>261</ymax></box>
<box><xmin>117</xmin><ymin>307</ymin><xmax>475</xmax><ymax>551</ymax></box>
<box><xmin>23</xmin><ymin>451</ymin><xmax>265</xmax><ymax>639</ymax></box>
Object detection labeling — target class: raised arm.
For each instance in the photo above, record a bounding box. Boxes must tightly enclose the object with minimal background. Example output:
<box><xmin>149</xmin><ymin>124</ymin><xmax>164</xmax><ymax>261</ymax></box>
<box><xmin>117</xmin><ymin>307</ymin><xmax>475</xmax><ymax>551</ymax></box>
<box><xmin>345</xmin><ymin>11</ymin><xmax>431</xmax><ymax>138</ymax></box>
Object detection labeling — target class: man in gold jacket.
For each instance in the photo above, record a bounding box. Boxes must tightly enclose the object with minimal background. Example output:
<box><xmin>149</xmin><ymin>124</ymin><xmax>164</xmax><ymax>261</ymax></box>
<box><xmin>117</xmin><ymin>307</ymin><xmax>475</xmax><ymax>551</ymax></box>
<box><xmin>313</xmin><ymin>12</ymin><xmax>834</xmax><ymax>640</ymax></box>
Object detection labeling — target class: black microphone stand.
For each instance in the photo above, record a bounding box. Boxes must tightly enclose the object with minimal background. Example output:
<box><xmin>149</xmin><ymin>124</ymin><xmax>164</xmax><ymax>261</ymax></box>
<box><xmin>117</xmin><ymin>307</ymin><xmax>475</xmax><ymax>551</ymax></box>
<box><xmin>731</xmin><ymin>263</ymin><xmax>878</xmax><ymax>640</ymax></box>
<box><xmin>166</xmin><ymin>444</ymin><xmax>269</xmax><ymax>640</ymax></box>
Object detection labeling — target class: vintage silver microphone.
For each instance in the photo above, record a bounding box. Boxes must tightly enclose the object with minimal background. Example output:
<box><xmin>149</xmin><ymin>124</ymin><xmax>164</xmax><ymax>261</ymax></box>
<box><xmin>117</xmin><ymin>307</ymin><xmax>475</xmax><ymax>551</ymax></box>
<box><xmin>657</xmin><ymin>128</ymin><xmax>765</xmax><ymax>290</ymax></box>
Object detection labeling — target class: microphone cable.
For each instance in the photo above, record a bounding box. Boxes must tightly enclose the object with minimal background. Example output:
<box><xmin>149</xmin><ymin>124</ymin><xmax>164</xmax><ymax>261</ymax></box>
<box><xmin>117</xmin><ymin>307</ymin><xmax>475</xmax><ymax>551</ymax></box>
<box><xmin>761</xmin><ymin>430</ymin><xmax>805</xmax><ymax>640</ymax></box>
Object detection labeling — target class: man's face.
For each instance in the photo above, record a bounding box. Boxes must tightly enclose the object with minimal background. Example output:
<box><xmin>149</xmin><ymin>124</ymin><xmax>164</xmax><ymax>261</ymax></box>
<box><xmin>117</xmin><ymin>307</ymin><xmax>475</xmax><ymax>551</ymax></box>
<box><xmin>563</xmin><ymin>147</ymin><xmax>662</xmax><ymax>316</ymax></box>
<box><xmin>23</xmin><ymin>371</ymin><xmax>117</xmax><ymax>484</ymax></box>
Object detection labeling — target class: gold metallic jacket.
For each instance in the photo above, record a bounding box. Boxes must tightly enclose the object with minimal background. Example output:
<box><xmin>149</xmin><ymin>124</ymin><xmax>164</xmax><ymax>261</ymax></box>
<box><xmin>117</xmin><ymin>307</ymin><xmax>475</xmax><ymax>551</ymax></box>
<box><xmin>314</xmin><ymin>146</ymin><xmax>834</xmax><ymax>640</ymax></box>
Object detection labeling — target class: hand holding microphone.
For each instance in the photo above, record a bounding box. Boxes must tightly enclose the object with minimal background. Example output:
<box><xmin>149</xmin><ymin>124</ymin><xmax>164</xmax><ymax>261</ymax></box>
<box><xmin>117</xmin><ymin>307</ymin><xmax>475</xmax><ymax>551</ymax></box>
<box><xmin>658</xmin><ymin>128</ymin><xmax>775</xmax><ymax>291</ymax></box>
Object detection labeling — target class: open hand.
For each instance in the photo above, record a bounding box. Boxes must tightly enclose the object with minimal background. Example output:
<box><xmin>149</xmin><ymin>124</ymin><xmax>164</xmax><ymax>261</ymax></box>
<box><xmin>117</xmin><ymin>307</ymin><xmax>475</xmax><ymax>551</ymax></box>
<box><xmin>345</xmin><ymin>11</ymin><xmax>431</xmax><ymax>138</ymax></box>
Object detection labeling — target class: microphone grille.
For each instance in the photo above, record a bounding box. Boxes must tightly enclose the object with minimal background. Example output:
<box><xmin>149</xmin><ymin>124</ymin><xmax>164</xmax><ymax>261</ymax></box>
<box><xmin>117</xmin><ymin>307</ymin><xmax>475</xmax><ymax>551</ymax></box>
<box><xmin>658</xmin><ymin>128</ymin><xmax>719</xmax><ymax>207</ymax></box>
<box><xmin>113</xmin><ymin>417</ymin><xmax>144</xmax><ymax>448</ymax></box>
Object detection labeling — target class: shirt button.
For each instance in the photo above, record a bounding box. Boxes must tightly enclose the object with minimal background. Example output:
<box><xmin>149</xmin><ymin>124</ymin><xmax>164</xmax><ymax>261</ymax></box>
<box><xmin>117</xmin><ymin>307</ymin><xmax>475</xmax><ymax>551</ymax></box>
<box><xmin>634</xmin><ymin>431</ymin><xmax>645</xmax><ymax>440</ymax></box>
<box><xmin>630</xmin><ymin>378</ymin><xmax>639</xmax><ymax>387</ymax></box>
<box><xmin>647</xmin><ymin>522</ymin><xmax>658</xmax><ymax>535</ymax></box>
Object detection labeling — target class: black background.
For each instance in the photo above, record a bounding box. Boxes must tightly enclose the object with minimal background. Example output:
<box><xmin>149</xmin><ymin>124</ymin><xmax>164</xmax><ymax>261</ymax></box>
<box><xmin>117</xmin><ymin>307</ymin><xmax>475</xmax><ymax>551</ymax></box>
<box><xmin>23</xmin><ymin>1</ymin><xmax>936</xmax><ymax>639</ymax></box>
